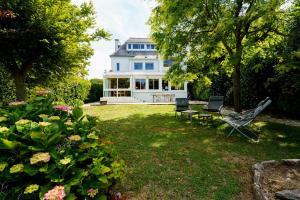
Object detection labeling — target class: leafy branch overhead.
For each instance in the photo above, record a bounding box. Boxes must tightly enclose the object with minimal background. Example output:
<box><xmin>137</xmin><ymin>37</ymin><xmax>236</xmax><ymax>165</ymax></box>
<box><xmin>0</xmin><ymin>1</ymin><xmax>110</xmax><ymax>100</ymax></box>
<box><xmin>150</xmin><ymin>0</ymin><xmax>290</xmax><ymax>111</ymax></box>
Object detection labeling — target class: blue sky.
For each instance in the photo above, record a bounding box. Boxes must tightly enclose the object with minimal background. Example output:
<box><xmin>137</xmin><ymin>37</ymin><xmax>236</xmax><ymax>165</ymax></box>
<box><xmin>71</xmin><ymin>0</ymin><xmax>156</xmax><ymax>79</ymax></box>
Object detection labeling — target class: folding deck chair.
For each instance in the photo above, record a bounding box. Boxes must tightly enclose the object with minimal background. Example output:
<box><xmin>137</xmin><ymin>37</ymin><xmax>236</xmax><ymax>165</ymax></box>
<box><xmin>175</xmin><ymin>98</ymin><xmax>190</xmax><ymax>118</ymax></box>
<box><xmin>203</xmin><ymin>96</ymin><xmax>224</xmax><ymax>115</ymax></box>
<box><xmin>222</xmin><ymin>97</ymin><xmax>271</xmax><ymax>141</ymax></box>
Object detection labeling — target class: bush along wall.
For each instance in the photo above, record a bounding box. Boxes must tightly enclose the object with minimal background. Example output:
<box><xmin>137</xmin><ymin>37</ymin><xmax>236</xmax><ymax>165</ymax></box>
<box><xmin>86</xmin><ymin>79</ymin><xmax>103</xmax><ymax>103</ymax></box>
<box><xmin>0</xmin><ymin>89</ymin><xmax>124</xmax><ymax>199</ymax></box>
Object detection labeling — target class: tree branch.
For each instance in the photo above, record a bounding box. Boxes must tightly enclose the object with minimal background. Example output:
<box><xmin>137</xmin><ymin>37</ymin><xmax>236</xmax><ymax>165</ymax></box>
<box><xmin>222</xmin><ymin>40</ymin><xmax>233</xmax><ymax>55</ymax></box>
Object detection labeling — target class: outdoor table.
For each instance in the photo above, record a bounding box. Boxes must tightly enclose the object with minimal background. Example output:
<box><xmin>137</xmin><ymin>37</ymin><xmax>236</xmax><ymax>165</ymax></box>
<box><xmin>198</xmin><ymin>113</ymin><xmax>212</xmax><ymax>124</ymax></box>
<box><xmin>181</xmin><ymin>110</ymin><xmax>199</xmax><ymax>121</ymax></box>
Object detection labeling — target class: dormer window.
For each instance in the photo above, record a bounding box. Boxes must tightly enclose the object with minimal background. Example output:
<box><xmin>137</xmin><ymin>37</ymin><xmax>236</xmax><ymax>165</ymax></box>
<box><xmin>132</xmin><ymin>44</ymin><xmax>139</xmax><ymax>49</ymax></box>
<box><xmin>127</xmin><ymin>43</ymin><xmax>155</xmax><ymax>51</ymax></box>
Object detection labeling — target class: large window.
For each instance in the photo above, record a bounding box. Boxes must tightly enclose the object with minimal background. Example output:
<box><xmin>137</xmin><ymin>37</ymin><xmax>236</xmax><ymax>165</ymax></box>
<box><xmin>149</xmin><ymin>79</ymin><xmax>159</xmax><ymax>90</ymax></box>
<box><xmin>171</xmin><ymin>82</ymin><xmax>184</xmax><ymax>90</ymax></box>
<box><xmin>134</xmin><ymin>62</ymin><xmax>143</xmax><ymax>70</ymax></box>
<box><xmin>130</xmin><ymin>43</ymin><xmax>146</xmax><ymax>50</ymax></box>
<box><xmin>135</xmin><ymin>79</ymin><xmax>146</xmax><ymax>90</ymax></box>
<box><xmin>118</xmin><ymin>78</ymin><xmax>130</xmax><ymax>89</ymax></box>
<box><xmin>132</xmin><ymin>44</ymin><xmax>139</xmax><ymax>49</ymax></box>
<box><xmin>108</xmin><ymin>79</ymin><xmax>118</xmax><ymax>89</ymax></box>
<box><xmin>145</xmin><ymin>62</ymin><xmax>154</xmax><ymax>70</ymax></box>
<box><xmin>162</xmin><ymin>80</ymin><xmax>169</xmax><ymax>91</ymax></box>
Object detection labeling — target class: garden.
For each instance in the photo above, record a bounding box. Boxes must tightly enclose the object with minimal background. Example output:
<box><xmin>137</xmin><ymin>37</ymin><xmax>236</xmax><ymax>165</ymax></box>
<box><xmin>0</xmin><ymin>0</ymin><xmax>300</xmax><ymax>199</ymax></box>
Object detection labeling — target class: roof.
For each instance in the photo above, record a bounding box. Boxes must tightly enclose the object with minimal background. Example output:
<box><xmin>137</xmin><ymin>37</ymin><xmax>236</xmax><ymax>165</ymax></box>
<box><xmin>126</xmin><ymin>37</ymin><xmax>153</xmax><ymax>43</ymax></box>
<box><xmin>110</xmin><ymin>38</ymin><xmax>158</xmax><ymax>57</ymax></box>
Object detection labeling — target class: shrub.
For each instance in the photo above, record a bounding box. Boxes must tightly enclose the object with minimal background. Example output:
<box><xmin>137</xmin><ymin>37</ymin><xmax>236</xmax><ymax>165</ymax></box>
<box><xmin>0</xmin><ymin>67</ymin><xmax>16</xmax><ymax>105</ymax></box>
<box><xmin>50</xmin><ymin>77</ymin><xmax>91</xmax><ymax>106</ymax></box>
<box><xmin>0</xmin><ymin>90</ymin><xmax>124</xmax><ymax>199</ymax></box>
<box><xmin>86</xmin><ymin>79</ymin><xmax>103</xmax><ymax>103</ymax></box>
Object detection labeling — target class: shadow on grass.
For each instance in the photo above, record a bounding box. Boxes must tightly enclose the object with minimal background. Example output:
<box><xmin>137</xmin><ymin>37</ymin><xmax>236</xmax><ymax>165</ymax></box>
<box><xmin>92</xmin><ymin>110</ymin><xmax>300</xmax><ymax>199</ymax></box>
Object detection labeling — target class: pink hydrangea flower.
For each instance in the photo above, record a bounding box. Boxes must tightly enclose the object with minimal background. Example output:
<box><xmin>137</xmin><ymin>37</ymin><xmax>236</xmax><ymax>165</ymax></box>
<box><xmin>87</xmin><ymin>188</ymin><xmax>99</xmax><ymax>198</ymax></box>
<box><xmin>43</xmin><ymin>185</ymin><xmax>66</xmax><ymax>200</ymax></box>
<box><xmin>53</xmin><ymin>105</ymin><xmax>72</xmax><ymax>112</ymax></box>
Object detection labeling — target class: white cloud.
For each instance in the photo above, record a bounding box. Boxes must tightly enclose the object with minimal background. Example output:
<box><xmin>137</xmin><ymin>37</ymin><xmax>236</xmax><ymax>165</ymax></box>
<box><xmin>72</xmin><ymin>0</ymin><xmax>156</xmax><ymax>79</ymax></box>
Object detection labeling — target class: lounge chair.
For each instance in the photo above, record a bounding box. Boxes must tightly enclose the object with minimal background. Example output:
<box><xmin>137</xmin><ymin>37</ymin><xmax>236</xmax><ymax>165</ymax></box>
<box><xmin>175</xmin><ymin>98</ymin><xmax>190</xmax><ymax>117</ymax></box>
<box><xmin>222</xmin><ymin>97</ymin><xmax>271</xmax><ymax>141</ymax></box>
<box><xmin>203</xmin><ymin>96</ymin><xmax>224</xmax><ymax>114</ymax></box>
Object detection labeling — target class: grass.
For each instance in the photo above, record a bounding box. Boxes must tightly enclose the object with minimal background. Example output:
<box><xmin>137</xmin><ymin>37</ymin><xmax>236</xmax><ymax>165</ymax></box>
<box><xmin>84</xmin><ymin>104</ymin><xmax>300</xmax><ymax>200</ymax></box>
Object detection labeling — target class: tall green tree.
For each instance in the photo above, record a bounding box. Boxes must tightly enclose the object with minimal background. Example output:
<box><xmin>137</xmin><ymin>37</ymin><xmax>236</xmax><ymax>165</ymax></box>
<box><xmin>150</xmin><ymin>0</ymin><xmax>287</xmax><ymax>112</ymax></box>
<box><xmin>0</xmin><ymin>0</ymin><xmax>109</xmax><ymax>100</ymax></box>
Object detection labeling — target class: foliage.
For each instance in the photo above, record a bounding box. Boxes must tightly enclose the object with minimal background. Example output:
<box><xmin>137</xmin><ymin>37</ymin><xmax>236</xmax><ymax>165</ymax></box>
<box><xmin>150</xmin><ymin>0</ymin><xmax>288</xmax><ymax>111</ymax></box>
<box><xmin>49</xmin><ymin>77</ymin><xmax>92</xmax><ymax>106</ymax></box>
<box><xmin>0</xmin><ymin>0</ymin><xmax>110</xmax><ymax>100</ymax></box>
<box><xmin>0</xmin><ymin>91</ymin><xmax>124</xmax><ymax>199</ymax></box>
<box><xmin>0</xmin><ymin>66</ymin><xmax>15</xmax><ymax>105</ymax></box>
<box><xmin>86</xmin><ymin>79</ymin><xmax>103</xmax><ymax>103</ymax></box>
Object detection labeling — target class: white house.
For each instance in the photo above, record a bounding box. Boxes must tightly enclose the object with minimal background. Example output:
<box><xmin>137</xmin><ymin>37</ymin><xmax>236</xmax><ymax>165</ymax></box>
<box><xmin>101</xmin><ymin>38</ymin><xmax>188</xmax><ymax>103</ymax></box>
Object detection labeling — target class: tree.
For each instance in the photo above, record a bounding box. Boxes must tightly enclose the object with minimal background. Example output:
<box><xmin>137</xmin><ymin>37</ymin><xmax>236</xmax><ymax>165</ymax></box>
<box><xmin>150</xmin><ymin>0</ymin><xmax>287</xmax><ymax>112</ymax></box>
<box><xmin>86</xmin><ymin>79</ymin><xmax>103</xmax><ymax>103</ymax></box>
<box><xmin>0</xmin><ymin>0</ymin><xmax>109</xmax><ymax>100</ymax></box>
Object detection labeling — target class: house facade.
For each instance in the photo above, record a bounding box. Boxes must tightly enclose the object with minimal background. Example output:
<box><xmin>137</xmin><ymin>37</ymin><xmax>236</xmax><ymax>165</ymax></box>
<box><xmin>101</xmin><ymin>38</ymin><xmax>188</xmax><ymax>103</ymax></box>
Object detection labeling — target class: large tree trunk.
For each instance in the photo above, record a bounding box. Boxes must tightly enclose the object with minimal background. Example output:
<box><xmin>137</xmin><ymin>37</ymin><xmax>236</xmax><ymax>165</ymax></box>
<box><xmin>233</xmin><ymin>63</ymin><xmax>241</xmax><ymax>112</ymax></box>
<box><xmin>233</xmin><ymin>46</ymin><xmax>242</xmax><ymax>112</ymax></box>
<box><xmin>13</xmin><ymin>70</ymin><xmax>26</xmax><ymax>101</ymax></box>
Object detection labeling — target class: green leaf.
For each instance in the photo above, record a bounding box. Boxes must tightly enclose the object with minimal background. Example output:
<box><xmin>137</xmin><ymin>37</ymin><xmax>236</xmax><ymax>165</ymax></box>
<box><xmin>99</xmin><ymin>195</ymin><xmax>107</xmax><ymax>200</ymax></box>
<box><xmin>65</xmin><ymin>193</ymin><xmax>77</xmax><ymax>200</ymax></box>
<box><xmin>30</xmin><ymin>131</ymin><xmax>46</xmax><ymax>141</ymax></box>
<box><xmin>72</xmin><ymin>107</ymin><xmax>83</xmax><ymax>121</ymax></box>
<box><xmin>0</xmin><ymin>138</ymin><xmax>18</xmax><ymax>149</ymax></box>
<box><xmin>101</xmin><ymin>166</ymin><xmax>111</xmax><ymax>174</ymax></box>
<box><xmin>65</xmin><ymin>169</ymin><xmax>85</xmax><ymax>186</ymax></box>
<box><xmin>98</xmin><ymin>176</ymin><xmax>108</xmax><ymax>184</ymax></box>
<box><xmin>24</xmin><ymin>165</ymin><xmax>39</xmax><ymax>176</ymax></box>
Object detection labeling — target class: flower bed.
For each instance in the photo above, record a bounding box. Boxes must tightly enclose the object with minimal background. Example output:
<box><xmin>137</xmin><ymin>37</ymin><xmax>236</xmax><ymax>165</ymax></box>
<box><xmin>0</xmin><ymin>91</ymin><xmax>124</xmax><ymax>199</ymax></box>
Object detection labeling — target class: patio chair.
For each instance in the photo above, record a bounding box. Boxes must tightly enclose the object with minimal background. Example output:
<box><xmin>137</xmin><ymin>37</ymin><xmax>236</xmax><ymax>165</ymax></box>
<box><xmin>175</xmin><ymin>98</ymin><xmax>190</xmax><ymax>117</ymax></box>
<box><xmin>203</xmin><ymin>96</ymin><xmax>224</xmax><ymax>114</ymax></box>
<box><xmin>222</xmin><ymin>97</ymin><xmax>272</xmax><ymax>141</ymax></box>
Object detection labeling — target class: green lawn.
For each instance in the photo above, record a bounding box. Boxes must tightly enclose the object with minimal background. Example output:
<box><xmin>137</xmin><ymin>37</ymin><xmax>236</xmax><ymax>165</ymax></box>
<box><xmin>84</xmin><ymin>105</ymin><xmax>300</xmax><ymax>200</ymax></box>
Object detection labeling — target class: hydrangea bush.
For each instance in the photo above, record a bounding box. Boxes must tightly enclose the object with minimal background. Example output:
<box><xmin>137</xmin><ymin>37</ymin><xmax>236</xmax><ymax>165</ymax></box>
<box><xmin>0</xmin><ymin>90</ymin><xmax>124</xmax><ymax>199</ymax></box>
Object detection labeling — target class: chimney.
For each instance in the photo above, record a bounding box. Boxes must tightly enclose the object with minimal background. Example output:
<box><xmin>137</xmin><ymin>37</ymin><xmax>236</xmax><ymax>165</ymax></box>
<box><xmin>115</xmin><ymin>39</ymin><xmax>120</xmax><ymax>51</ymax></box>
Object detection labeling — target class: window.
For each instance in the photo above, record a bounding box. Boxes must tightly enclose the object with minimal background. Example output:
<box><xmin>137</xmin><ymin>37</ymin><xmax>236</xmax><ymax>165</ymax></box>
<box><xmin>132</xmin><ymin>44</ymin><xmax>139</xmax><ymax>49</ymax></box>
<box><xmin>145</xmin><ymin>63</ymin><xmax>154</xmax><ymax>70</ymax></box>
<box><xmin>164</xmin><ymin>59</ymin><xmax>172</xmax><ymax>67</ymax></box>
<box><xmin>128</xmin><ymin>44</ymin><xmax>132</xmax><ymax>49</ymax></box>
<box><xmin>108</xmin><ymin>79</ymin><xmax>118</xmax><ymax>89</ymax></box>
<box><xmin>151</xmin><ymin>44</ymin><xmax>155</xmax><ymax>49</ymax></box>
<box><xmin>140</xmin><ymin>44</ymin><xmax>145</xmax><ymax>49</ymax></box>
<box><xmin>116</xmin><ymin>63</ymin><xmax>120</xmax><ymax>71</ymax></box>
<box><xmin>118</xmin><ymin>78</ymin><xmax>130</xmax><ymax>89</ymax></box>
<box><xmin>149</xmin><ymin>79</ymin><xmax>159</xmax><ymax>90</ymax></box>
<box><xmin>135</xmin><ymin>79</ymin><xmax>146</xmax><ymax>90</ymax></box>
<box><xmin>134</xmin><ymin>62</ymin><xmax>143</xmax><ymax>70</ymax></box>
<box><xmin>162</xmin><ymin>80</ymin><xmax>169</xmax><ymax>91</ymax></box>
<box><xmin>171</xmin><ymin>82</ymin><xmax>184</xmax><ymax>90</ymax></box>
